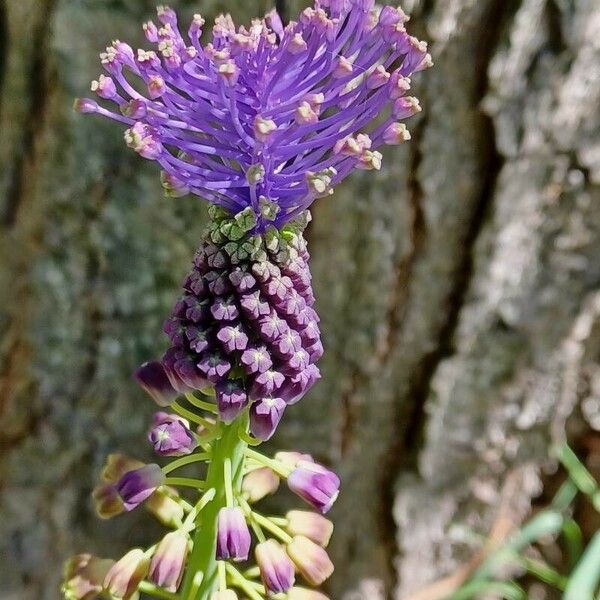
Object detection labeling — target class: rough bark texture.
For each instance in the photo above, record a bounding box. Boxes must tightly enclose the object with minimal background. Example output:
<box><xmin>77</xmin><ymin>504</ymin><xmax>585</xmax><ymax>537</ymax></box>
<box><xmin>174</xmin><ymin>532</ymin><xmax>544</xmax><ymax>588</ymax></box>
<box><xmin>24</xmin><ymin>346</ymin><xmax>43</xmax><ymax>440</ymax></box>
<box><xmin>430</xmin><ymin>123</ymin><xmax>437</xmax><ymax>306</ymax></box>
<box><xmin>0</xmin><ymin>0</ymin><xmax>598</xmax><ymax>599</ymax></box>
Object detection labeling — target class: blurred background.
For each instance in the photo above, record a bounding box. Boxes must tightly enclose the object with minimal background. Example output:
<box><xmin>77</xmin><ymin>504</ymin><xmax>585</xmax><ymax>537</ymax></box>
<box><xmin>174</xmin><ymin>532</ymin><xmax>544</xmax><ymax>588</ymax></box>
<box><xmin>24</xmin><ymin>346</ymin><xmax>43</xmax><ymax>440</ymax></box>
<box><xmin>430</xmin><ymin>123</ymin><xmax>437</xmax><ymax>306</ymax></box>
<box><xmin>0</xmin><ymin>0</ymin><xmax>599</xmax><ymax>598</ymax></box>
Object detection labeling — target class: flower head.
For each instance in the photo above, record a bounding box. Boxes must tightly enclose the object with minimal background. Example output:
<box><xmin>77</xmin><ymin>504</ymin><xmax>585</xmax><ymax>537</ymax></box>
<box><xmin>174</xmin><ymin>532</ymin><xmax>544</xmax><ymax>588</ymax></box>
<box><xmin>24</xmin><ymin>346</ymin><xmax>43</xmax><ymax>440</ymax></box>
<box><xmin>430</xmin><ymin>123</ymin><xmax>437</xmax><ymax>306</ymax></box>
<box><xmin>76</xmin><ymin>1</ymin><xmax>429</xmax><ymax>229</ymax></box>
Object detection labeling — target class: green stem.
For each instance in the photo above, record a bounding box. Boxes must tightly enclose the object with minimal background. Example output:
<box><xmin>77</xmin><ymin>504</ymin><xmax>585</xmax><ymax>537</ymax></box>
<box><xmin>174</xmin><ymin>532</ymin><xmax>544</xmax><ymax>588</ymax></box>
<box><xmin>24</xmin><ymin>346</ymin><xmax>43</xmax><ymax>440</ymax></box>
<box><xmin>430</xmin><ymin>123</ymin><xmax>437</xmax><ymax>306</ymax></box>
<box><xmin>162</xmin><ymin>453</ymin><xmax>211</xmax><ymax>475</ymax></box>
<box><xmin>138</xmin><ymin>581</ymin><xmax>179</xmax><ymax>599</ymax></box>
<box><xmin>186</xmin><ymin>393</ymin><xmax>218</xmax><ymax>414</ymax></box>
<box><xmin>181</xmin><ymin>415</ymin><xmax>249</xmax><ymax>600</ymax></box>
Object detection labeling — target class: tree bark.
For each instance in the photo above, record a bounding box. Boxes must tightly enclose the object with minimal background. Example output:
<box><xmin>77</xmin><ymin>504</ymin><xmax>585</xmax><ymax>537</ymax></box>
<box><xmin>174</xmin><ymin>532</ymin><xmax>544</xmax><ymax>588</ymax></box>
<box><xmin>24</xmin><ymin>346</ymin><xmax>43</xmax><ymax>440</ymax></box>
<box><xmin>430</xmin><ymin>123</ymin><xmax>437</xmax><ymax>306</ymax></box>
<box><xmin>0</xmin><ymin>0</ymin><xmax>598</xmax><ymax>599</ymax></box>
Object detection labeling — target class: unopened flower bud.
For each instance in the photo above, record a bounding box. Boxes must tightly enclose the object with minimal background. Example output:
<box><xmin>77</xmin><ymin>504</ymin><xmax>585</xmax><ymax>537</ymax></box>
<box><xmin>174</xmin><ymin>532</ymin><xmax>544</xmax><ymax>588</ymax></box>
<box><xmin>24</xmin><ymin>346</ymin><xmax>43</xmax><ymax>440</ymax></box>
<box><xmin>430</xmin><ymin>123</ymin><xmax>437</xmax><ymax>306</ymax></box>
<box><xmin>287</xmin><ymin>461</ymin><xmax>340</xmax><ymax>514</ymax></box>
<box><xmin>383</xmin><ymin>122</ymin><xmax>411</xmax><ymax>144</ymax></box>
<box><xmin>115</xmin><ymin>464</ymin><xmax>165</xmax><ymax>511</ymax></box>
<box><xmin>143</xmin><ymin>20</ymin><xmax>159</xmax><ymax>42</ymax></box>
<box><xmin>124</xmin><ymin>122</ymin><xmax>162</xmax><ymax>159</ymax></box>
<box><xmin>246</xmin><ymin>163</ymin><xmax>266</xmax><ymax>185</ymax></box>
<box><xmin>211</xmin><ymin>591</ymin><xmax>239</xmax><ymax>600</ymax></box>
<box><xmin>149</xmin><ymin>531</ymin><xmax>189</xmax><ymax>592</ymax></box>
<box><xmin>148</xmin><ymin>413</ymin><xmax>197</xmax><ymax>456</ymax></box>
<box><xmin>242</xmin><ymin>467</ymin><xmax>280</xmax><ymax>502</ymax></box>
<box><xmin>92</xmin><ymin>483</ymin><xmax>124</xmax><ymax>519</ymax></box>
<box><xmin>157</xmin><ymin>5</ymin><xmax>178</xmax><ymax>26</ymax></box>
<box><xmin>333</xmin><ymin>56</ymin><xmax>353</xmax><ymax>78</ymax></box>
<box><xmin>288</xmin><ymin>33</ymin><xmax>308</xmax><ymax>54</ymax></box>
<box><xmin>62</xmin><ymin>554</ymin><xmax>115</xmax><ymax>600</ymax></box>
<box><xmin>286</xmin><ymin>510</ymin><xmax>334</xmax><ymax>547</ymax></box>
<box><xmin>288</xmin><ymin>587</ymin><xmax>330</xmax><ymax>600</ymax></box>
<box><xmin>250</xmin><ymin>397</ymin><xmax>286</xmax><ymax>441</ymax></box>
<box><xmin>275</xmin><ymin>451</ymin><xmax>313</xmax><ymax>469</ymax></box>
<box><xmin>161</xmin><ymin>171</ymin><xmax>190</xmax><ymax>198</ymax></box>
<box><xmin>73</xmin><ymin>98</ymin><xmax>98</xmax><ymax>114</ymax></box>
<box><xmin>218</xmin><ymin>60</ymin><xmax>239</xmax><ymax>86</ymax></box>
<box><xmin>287</xmin><ymin>536</ymin><xmax>334</xmax><ymax>586</ymax></box>
<box><xmin>306</xmin><ymin>168</ymin><xmax>336</xmax><ymax>198</ymax></box>
<box><xmin>255</xmin><ymin>539</ymin><xmax>295</xmax><ymax>594</ymax></box>
<box><xmin>104</xmin><ymin>549</ymin><xmax>149</xmax><ymax>599</ymax></box>
<box><xmin>120</xmin><ymin>98</ymin><xmax>147</xmax><ymax>119</ymax></box>
<box><xmin>134</xmin><ymin>361</ymin><xmax>180</xmax><ymax>406</ymax></box>
<box><xmin>91</xmin><ymin>74</ymin><xmax>117</xmax><ymax>99</ymax></box>
<box><xmin>356</xmin><ymin>149</ymin><xmax>382</xmax><ymax>170</ymax></box>
<box><xmin>393</xmin><ymin>96</ymin><xmax>421</xmax><ymax>119</ymax></box>
<box><xmin>148</xmin><ymin>74</ymin><xmax>167</xmax><ymax>98</ymax></box>
<box><xmin>254</xmin><ymin>116</ymin><xmax>277</xmax><ymax>142</ymax></box>
<box><xmin>366</xmin><ymin>65</ymin><xmax>390</xmax><ymax>89</ymax></box>
<box><xmin>145</xmin><ymin>488</ymin><xmax>185</xmax><ymax>526</ymax></box>
<box><xmin>217</xmin><ymin>507</ymin><xmax>252</xmax><ymax>561</ymax></box>
<box><xmin>295</xmin><ymin>101</ymin><xmax>319</xmax><ymax>124</ymax></box>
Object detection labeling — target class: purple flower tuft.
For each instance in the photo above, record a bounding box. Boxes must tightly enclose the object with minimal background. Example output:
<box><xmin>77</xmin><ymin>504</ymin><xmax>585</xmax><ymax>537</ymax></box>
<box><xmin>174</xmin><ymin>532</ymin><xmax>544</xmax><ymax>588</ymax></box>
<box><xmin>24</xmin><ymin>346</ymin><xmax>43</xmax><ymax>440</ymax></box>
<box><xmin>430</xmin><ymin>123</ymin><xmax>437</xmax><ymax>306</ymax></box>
<box><xmin>77</xmin><ymin>1</ymin><xmax>429</xmax><ymax>228</ymax></box>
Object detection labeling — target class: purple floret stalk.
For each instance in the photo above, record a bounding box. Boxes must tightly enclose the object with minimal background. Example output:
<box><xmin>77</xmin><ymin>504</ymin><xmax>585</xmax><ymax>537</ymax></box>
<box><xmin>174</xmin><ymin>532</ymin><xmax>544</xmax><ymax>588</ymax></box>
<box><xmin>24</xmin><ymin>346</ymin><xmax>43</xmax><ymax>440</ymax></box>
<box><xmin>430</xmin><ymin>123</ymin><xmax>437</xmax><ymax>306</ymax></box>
<box><xmin>65</xmin><ymin>0</ymin><xmax>429</xmax><ymax>598</ymax></box>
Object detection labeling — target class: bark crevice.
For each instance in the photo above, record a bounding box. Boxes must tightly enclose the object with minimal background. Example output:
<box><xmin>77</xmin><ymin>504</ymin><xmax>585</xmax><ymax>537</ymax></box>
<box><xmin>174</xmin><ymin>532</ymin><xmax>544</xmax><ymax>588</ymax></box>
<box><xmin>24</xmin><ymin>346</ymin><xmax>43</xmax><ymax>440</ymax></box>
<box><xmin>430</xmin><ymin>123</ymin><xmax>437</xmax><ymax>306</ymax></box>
<box><xmin>1</xmin><ymin>0</ymin><xmax>57</xmax><ymax>228</ymax></box>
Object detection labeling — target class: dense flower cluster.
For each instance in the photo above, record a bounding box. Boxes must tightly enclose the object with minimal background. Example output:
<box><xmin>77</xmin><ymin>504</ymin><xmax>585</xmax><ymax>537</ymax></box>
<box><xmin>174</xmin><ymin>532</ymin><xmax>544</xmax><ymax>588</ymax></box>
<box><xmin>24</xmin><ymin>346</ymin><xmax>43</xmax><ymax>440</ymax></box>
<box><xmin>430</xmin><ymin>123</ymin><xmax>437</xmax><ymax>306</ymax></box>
<box><xmin>155</xmin><ymin>206</ymin><xmax>321</xmax><ymax>440</ymax></box>
<box><xmin>76</xmin><ymin>0</ymin><xmax>430</xmax><ymax>229</ymax></box>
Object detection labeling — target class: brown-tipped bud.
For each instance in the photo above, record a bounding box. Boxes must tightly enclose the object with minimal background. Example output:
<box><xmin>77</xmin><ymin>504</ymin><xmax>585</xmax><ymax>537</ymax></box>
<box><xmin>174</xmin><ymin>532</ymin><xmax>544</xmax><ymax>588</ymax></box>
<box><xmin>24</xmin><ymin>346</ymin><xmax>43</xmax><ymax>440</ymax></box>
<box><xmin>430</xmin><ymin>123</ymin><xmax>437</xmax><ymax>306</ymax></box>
<box><xmin>101</xmin><ymin>454</ymin><xmax>145</xmax><ymax>483</ymax></box>
<box><xmin>92</xmin><ymin>483</ymin><xmax>124</xmax><ymax>519</ymax></box>
<box><xmin>286</xmin><ymin>511</ymin><xmax>333</xmax><ymax>547</ymax></box>
<box><xmin>145</xmin><ymin>488</ymin><xmax>184</xmax><ymax>526</ymax></box>
<box><xmin>288</xmin><ymin>587</ymin><xmax>330</xmax><ymax>600</ymax></box>
<box><xmin>242</xmin><ymin>467</ymin><xmax>280</xmax><ymax>502</ymax></box>
<box><xmin>104</xmin><ymin>549</ymin><xmax>149</xmax><ymax>599</ymax></box>
<box><xmin>62</xmin><ymin>554</ymin><xmax>114</xmax><ymax>600</ymax></box>
<box><xmin>286</xmin><ymin>536</ymin><xmax>334</xmax><ymax>586</ymax></box>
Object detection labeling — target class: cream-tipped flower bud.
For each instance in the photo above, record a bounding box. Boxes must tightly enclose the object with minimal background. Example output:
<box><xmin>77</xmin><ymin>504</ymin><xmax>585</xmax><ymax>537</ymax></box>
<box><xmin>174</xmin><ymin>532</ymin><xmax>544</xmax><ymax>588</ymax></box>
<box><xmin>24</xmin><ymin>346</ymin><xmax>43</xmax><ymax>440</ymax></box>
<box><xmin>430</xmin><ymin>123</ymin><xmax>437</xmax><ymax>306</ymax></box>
<box><xmin>145</xmin><ymin>488</ymin><xmax>185</xmax><ymax>526</ymax></box>
<box><xmin>62</xmin><ymin>554</ymin><xmax>115</xmax><ymax>600</ymax></box>
<box><xmin>288</xmin><ymin>587</ymin><xmax>330</xmax><ymax>600</ymax></box>
<box><xmin>242</xmin><ymin>466</ymin><xmax>280</xmax><ymax>502</ymax></box>
<box><xmin>254</xmin><ymin>115</ymin><xmax>277</xmax><ymax>142</ymax></box>
<box><xmin>275</xmin><ymin>451</ymin><xmax>314</xmax><ymax>469</ymax></box>
<box><xmin>149</xmin><ymin>531</ymin><xmax>189</xmax><ymax>592</ymax></box>
<box><xmin>286</xmin><ymin>536</ymin><xmax>334</xmax><ymax>586</ymax></box>
<box><xmin>210</xmin><ymin>590</ymin><xmax>239</xmax><ymax>600</ymax></box>
<box><xmin>288</xmin><ymin>33</ymin><xmax>308</xmax><ymax>54</ymax></box>
<box><xmin>104</xmin><ymin>549</ymin><xmax>149</xmax><ymax>599</ymax></box>
<box><xmin>286</xmin><ymin>510</ymin><xmax>334</xmax><ymax>547</ymax></box>
<box><xmin>383</xmin><ymin>122</ymin><xmax>411</xmax><ymax>145</ymax></box>
<box><xmin>255</xmin><ymin>539</ymin><xmax>295</xmax><ymax>594</ymax></box>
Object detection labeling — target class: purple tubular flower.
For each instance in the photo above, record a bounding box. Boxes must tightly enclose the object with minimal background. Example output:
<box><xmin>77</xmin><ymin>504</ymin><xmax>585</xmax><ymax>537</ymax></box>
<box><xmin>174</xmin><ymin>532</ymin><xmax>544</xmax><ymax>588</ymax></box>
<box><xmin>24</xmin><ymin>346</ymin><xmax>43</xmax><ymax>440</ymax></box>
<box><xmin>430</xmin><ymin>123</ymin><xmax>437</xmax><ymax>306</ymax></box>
<box><xmin>287</xmin><ymin>460</ymin><xmax>340</xmax><ymax>514</ymax></box>
<box><xmin>250</xmin><ymin>397</ymin><xmax>286</xmax><ymax>441</ymax></box>
<box><xmin>255</xmin><ymin>539</ymin><xmax>296</xmax><ymax>594</ymax></box>
<box><xmin>134</xmin><ymin>361</ymin><xmax>180</xmax><ymax>406</ymax></box>
<box><xmin>216</xmin><ymin>507</ymin><xmax>252</xmax><ymax>561</ymax></box>
<box><xmin>77</xmin><ymin>2</ymin><xmax>429</xmax><ymax>228</ymax></box>
<box><xmin>148</xmin><ymin>413</ymin><xmax>197</xmax><ymax>456</ymax></box>
<box><xmin>115</xmin><ymin>464</ymin><xmax>165</xmax><ymax>511</ymax></box>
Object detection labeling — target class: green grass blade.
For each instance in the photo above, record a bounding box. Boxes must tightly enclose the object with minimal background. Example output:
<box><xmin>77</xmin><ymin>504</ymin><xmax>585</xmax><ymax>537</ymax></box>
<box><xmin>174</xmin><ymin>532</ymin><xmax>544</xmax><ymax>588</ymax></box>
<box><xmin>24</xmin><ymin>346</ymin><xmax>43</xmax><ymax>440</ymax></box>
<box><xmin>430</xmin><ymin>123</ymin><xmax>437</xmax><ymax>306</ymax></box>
<box><xmin>564</xmin><ymin>531</ymin><xmax>600</xmax><ymax>600</ymax></box>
